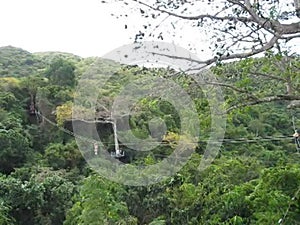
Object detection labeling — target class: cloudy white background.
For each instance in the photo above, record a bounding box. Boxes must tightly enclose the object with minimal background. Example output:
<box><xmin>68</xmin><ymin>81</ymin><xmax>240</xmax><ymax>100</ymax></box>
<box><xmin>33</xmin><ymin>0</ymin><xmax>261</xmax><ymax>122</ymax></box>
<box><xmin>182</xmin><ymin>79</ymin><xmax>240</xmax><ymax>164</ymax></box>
<box><xmin>0</xmin><ymin>0</ymin><xmax>298</xmax><ymax>58</ymax></box>
<box><xmin>0</xmin><ymin>0</ymin><xmax>138</xmax><ymax>57</ymax></box>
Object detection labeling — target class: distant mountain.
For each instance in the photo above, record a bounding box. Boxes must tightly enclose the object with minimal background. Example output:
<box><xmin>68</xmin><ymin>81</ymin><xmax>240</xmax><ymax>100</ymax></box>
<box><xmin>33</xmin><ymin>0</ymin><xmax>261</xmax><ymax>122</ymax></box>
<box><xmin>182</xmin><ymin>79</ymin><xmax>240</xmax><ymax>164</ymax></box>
<box><xmin>0</xmin><ymin>46</ymin><xmax>120</xmax><ymax>79</ymax></box>
<box><xmin>34</xmin><ymin>51</ymin><xmax>82</xmax><ymax>64</ymax></box>
<box><xmin>0</xmin><ymin>46</ymin><xmax>45</xmax><ymax>77</ymax></box>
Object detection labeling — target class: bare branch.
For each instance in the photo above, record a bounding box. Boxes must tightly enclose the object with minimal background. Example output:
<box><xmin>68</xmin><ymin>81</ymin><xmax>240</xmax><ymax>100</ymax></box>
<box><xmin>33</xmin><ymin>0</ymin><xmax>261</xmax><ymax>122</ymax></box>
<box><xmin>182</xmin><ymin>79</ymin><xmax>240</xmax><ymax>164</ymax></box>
<box><xmin>243</xmin><ymin>0</ymin><xmax>300</xmax><ymax>34</ymax></box>
<box><xmin>139</xmin><ymin>0</ymin><xmax>300</xmax><ymax>35</ymax></box>
<box><xmin>150</xmin><ymin>35</ymin><xmax>280</xmax><ymax>67</ymax></box>
<box><xmin>199</xmin><ymin>80</ymin><xmax>259</xmax><ymax>100</ymax></box>
<box><xmin>132</xmin><ymin>0</ymin><xmax>252</xmax><ymax>23</ymax></box>
<box><xmin>226</xmin><ymin>94</ymin><xmax>300</xmax><ymax>112</ymax></box>
<box><xmin>248</xmin><ymin>72</ymin><xmax>287</xmax><ymax>82</ymax></box>
<box><xmin>281</xmin><ymin>33</ymin><xmax>300</xmax><ymax>42</ymax></box>
<box><xmin>207</xmin><ymin>34</ymin><xmax>279</xmax><ymax>63</ymax></box>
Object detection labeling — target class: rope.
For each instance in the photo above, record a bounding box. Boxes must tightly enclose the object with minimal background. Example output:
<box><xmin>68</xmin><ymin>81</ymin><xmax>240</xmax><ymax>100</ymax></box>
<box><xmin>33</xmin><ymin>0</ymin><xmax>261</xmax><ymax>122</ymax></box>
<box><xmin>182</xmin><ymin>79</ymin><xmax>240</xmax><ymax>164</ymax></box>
<box><xmin>37</xmin><ymin>111</ymin><xmax>300</xmax><ymax>223</ymax></box>
<box><xmin>38</xmin><ymin>112</ymin><xmax>124</xmax><ymax>157</ymax></box>
<box><xmin>38</xmin><ymin>112</ymin><xmax>94</xmax><ymax>143</ymax></box>
<box><xmin>37</xmin><ymin>112</ymin><xmax>295</xmax><ymax>145</ymax></box>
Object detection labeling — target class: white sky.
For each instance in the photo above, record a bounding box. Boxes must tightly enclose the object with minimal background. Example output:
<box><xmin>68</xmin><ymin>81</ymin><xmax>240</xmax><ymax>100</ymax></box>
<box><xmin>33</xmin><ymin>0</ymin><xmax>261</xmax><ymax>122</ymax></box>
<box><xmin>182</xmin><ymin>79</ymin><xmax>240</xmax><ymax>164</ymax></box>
<box><xmin>0</xmin><ymin>0</ymin><xmax>137</xmax><ymax>57</ymax></box>
<box><xmin>0</xmin><ymin>0</ymin><xmax>216</xmax><ymax>59</ymax></box>
<box><xmin>0</xmin><ymin>0</ymin><xmax>298</xmax><ymax>58</ymax></box>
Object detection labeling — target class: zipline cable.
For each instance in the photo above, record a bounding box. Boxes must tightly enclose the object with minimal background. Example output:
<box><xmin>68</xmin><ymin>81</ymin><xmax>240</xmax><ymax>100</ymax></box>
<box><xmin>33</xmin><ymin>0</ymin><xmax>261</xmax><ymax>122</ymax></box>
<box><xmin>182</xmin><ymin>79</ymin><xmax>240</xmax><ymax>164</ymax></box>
<box><xmin>38</xmin><ymin>112</ymin><xmax>296</xmax><ymax>145</ymax></box>
<box><xmin>38</xmin><ymin>111</ymin><xmax>300</xmax><ymax>223</ymax></box>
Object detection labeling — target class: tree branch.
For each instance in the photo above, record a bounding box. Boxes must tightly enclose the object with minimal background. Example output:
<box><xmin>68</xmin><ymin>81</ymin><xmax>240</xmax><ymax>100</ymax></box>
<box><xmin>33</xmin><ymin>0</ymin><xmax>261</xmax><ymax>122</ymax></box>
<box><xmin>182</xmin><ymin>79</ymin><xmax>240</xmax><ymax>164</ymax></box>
<box><xmin>243</xmin><ymin>0</ymin><xmax>300</xmax><ymax>34</ymax></box>
<box><xmin>248</xmin><ymin>72</ymin><xmax>287</xmax><ymax>82</ymax></box>
<box><xmin>199</xmin><ymin>81</ymin><xmax>259</xmax><ymax>100</ymax></box>
<box><xmin>149</xmin><ymin>35</ymin><xmax>280</xmax><ymax>66</ymax></box>
<box><xmin>281</xmin><ymin>33</ymin><xmax>300</xmax><ymax>42</ymax></box>
<box><xmin>132</xmin><ymin>0</ymin><xmax>253</xmax><ymax>23</ymax></box>
<box><xmin>226</xmin><ymin>94</ymin><xmax>300</xmax><ymax>112</ymax></box>
<box><xmin>204</xmin><ymin>34</ymin><xmax>279</xmax><ymax>63</ymax></box>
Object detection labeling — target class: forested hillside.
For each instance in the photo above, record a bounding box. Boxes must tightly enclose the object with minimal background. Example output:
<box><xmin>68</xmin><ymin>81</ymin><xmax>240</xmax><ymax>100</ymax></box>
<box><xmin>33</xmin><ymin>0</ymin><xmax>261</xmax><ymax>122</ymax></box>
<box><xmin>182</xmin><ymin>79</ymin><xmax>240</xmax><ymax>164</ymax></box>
<box><xmin>0</xmin><ymin>46</ymin><xmax>299</xmax><ymax>225</ymax></box>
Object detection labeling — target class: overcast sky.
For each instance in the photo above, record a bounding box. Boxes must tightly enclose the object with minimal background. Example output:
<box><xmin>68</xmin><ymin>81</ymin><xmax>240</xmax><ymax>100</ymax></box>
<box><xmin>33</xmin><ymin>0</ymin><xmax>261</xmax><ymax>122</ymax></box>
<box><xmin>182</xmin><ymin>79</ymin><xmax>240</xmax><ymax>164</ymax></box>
<box><xmin>0</xmin><ymin>0</ymin><xmax>138</xmax><ymax>57</ymax></box>
<box><xmin>0</xmin><ymin>0</ymin><xmax>298</xmax><ymax>58</ymax></box>
<box><xmin>0</xmin><ymin>0</ymin><xmax>216</xmax><ymax>59</ymax></box>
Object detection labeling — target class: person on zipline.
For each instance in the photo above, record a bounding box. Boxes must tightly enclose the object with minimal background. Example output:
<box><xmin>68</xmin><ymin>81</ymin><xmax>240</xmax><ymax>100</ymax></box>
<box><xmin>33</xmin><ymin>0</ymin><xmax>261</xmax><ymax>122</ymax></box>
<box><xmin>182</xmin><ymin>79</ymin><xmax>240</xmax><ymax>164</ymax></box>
<box><xmin>293</xmin><ymin>129</ymin><xmax>300</xmax><ymax>149</ymax></box>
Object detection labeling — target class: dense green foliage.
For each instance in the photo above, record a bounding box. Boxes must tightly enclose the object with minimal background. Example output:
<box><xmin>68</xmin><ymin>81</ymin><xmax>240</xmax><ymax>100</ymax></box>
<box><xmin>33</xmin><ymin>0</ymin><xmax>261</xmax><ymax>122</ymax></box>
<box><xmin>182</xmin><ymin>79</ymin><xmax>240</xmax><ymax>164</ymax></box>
<box><xmin>0</xmin><ymin>46</ymin><xmax>299</xmax><ymax>224</ymax></box>
<box><xmin>0</xmin><ymin>46</ymin><xmax>44</xmax><ymax>78</ymax></box>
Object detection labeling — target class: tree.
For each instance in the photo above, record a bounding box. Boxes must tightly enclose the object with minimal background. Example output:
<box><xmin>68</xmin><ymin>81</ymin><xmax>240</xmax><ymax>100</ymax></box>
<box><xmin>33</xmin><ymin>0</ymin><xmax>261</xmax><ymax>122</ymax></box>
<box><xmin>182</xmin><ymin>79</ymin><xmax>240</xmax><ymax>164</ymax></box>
<box><xmin>44</xmin><ymin>141</ymin><xmax>85</xmax><ymax>170</ymax></box>
<box><xmin>64</xmin><ymin>175</ymin><xmax>137</xmax><ymax>225</ymax></box>
<box><xmin>103</xmin><ymin>0</ymin><xmax>300</xmax><ymax>110</ymax></box>
<box><xmin>20</xmin><ymin>75</ymin><xmax>48</xmax><ymax>115</ymax></box>
<box><xmin>105</xmin><ymin>0</ymin><xmax>299</xmax><ymax>62</ymax></box>
<box><xmin>0</xmin><ymin>113</ymin><xmax>32</xmax><ymax>174</ymax></box>
<box><xmin>0</xmin><ymin>200</ymin><xmax>15</xmax><ymax>225</ymax></box>
<box><xmin>45</xmin><ymin>58</ymin><xmax>76</xmax><ymax>87</ymax></box>
<box><xmin>0</xmin><ymin>169</ymin><xmax>76</xmax><ymax>225</ymax></box>
<box><xmin>211</xmin><ymin>56</ymin><xmax>300</xmax><ymax>112</ymax></box>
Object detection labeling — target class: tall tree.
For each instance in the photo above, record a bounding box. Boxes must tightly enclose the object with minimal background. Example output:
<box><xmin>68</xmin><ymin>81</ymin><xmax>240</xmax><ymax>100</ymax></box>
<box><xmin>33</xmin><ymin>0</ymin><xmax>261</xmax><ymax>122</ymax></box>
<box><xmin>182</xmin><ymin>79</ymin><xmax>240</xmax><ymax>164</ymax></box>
<box><xmin>103</xmin><ymin>0</ymin><xmax>300</xmax><ymax>109</ymax></box>
<box><xmin>45</xmin><ymin>58</ymin><xmax>76</xmax><ymax>87</ymax></box>
<box><xmin>20</xmin><ymin>75</ymin><xmax>47</xmax><ymax>115</ymax></box>
<box><xmin>0</xmin><ymin>113</ymin><xmax>32</xmax><ymax>174</ymax></box>
<box><xmin>105</xmin><ymin>0</ymin><xmax>300</xmax><ymax>63</ymax></box>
